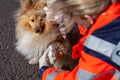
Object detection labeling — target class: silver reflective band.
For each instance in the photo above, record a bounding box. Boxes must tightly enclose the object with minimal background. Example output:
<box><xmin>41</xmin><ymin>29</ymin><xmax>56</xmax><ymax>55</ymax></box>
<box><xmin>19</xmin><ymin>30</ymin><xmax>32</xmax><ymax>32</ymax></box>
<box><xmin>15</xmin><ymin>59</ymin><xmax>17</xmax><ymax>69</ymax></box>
<box><xmin>76</xmin><ymin>68</ymin><xmax>96</xmax><ymax>80</ymax></box>
<box><xmin>84</xmin><ymin>35</ymin><xmax>116</xmax><ymax>57</ymax></box>
<box><xmin>114</xmin><ymin>71</ymin><xmax>120</xmax><ymax>80</ymax></box>
<box><xmin>112</xmin><ymin>41</ymin><xmax>120</xmax><ymax>67</ymax></box>
<box><xmin>76</xmin><ymin>69</ymin><xmax>120</xmax><ymax>80</ymax></box>
<box><xmin>46</xmin><ymin>70</ymin><xmax>63</xmax><ymax>80</ymax></box>
<box><xmin>84</xmin><ymin>35</ymin><xmax>120</xmax><ymax>66</ymax></box>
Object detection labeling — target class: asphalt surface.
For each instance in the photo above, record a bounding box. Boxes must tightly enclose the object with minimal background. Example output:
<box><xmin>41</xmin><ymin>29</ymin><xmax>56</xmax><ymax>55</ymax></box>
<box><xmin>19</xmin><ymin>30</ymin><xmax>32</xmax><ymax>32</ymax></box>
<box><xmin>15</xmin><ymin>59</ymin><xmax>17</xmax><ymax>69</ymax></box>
<box><xmin>0</xmin><ymin>0</ymin><xmax>40</xmax><ymax>80</ymax></box>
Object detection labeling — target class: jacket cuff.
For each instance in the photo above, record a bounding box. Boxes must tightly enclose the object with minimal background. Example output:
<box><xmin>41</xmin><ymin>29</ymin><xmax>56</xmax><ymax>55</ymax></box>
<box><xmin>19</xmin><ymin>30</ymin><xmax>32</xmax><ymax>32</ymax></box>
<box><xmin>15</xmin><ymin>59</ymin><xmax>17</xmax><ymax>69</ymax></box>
<box><xmin>38</xmin><ymin>66</ymin><xmax>50</xmax><ymax>78</ymax></box>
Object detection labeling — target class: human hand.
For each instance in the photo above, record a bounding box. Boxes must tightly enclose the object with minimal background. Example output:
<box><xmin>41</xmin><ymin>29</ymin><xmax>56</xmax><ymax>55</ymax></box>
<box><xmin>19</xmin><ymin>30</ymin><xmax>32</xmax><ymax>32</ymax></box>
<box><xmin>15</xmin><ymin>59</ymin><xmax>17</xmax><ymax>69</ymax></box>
<box><xmin>39</xmin><ymin>43</ymin><xmax>60</xmax><ymax>69</ymax></box>
<box><xmin>39</xmin><ymin>47</ymin><xmax>51</xmax><ymax>69</ymax></box>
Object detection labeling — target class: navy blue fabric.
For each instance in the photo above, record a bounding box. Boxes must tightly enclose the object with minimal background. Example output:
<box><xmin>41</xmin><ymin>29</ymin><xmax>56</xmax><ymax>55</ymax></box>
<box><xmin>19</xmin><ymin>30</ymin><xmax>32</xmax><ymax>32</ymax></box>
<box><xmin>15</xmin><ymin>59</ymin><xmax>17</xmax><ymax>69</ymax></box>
<box><xmin>84</xmin><ymin>47</ymin><xmax>120</xmax><ymax>71</ymax></box>
<box><xmin>38</xmin><ymin>66</ymin><xmax>50</xmax><ymax>78</ymax></box>
<box><xmin>92</xmin><ymin>17</ymin><xmax>120</xmax><ymax>45</ymax></box>
<box><xmin>73</xmin><ymin>22</ymin><xmax>78</xmax><ymax>29</ymax></box>
<box><xmin>84</xmin><ymin>17</ymin><xmax>120</xmax><ymax>71</ymax></box>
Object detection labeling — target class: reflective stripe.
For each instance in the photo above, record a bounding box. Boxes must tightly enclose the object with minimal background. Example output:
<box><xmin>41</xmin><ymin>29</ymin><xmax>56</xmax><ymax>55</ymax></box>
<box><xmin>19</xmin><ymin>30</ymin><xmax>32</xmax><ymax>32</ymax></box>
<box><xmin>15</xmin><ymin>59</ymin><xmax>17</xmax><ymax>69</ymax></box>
<box><xmin>114</xmin><ymin>71</ymin><xmax>120</xmax><ymax>80</ymax></box>
<box><xmin>84</xmin><ymin>35</ymin><xmax>116</xmax><ymax>57</ymax></box>
<box><xmin>112</xmin><ymin>41</ymin><xmax>120</xmax><ymax>66</ymax></box>
<box><xmin>76</xmin><ymin>68</ymin><xmax>96</xmax><ymax>80</ymax></box>
<box><xmin>84</xmin><ymin>35</ymin><xmax>120</xmax><ymax>67</ymax></box>
<box><xmin>76</xmin><ymin>68</ymin><xmax>120</xmax><ymax>80</ymax></box>
<box><xmin>46</xmin><ymin>70</ymin><xmax>63</xmax><ymax>80</ymax></box>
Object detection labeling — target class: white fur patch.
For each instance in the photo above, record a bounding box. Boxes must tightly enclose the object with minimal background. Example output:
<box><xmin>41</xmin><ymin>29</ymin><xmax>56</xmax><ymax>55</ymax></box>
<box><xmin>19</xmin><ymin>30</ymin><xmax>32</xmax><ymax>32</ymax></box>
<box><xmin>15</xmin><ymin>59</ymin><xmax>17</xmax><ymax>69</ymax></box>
<box><xmin>16</xmin><ymin>27</ymin><xmax>58</xmax><ymax>63</ymax></box>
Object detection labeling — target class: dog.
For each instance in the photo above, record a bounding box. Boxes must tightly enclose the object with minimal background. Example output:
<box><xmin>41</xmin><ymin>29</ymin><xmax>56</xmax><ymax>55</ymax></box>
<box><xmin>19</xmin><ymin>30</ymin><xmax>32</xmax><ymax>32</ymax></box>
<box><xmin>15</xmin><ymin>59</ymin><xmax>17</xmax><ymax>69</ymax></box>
<box><xmin>15</xmin><ymin>0</ymin><xmax>80</xmax><ymax>70</ymax></box>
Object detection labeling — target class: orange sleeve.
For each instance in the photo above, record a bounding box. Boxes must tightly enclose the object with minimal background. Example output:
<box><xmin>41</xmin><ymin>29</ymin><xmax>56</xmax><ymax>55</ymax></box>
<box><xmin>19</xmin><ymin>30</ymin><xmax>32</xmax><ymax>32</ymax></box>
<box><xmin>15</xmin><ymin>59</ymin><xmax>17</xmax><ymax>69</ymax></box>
<box><xmin>42</xmin><ymin>65</ymin><xmax>79</xmax><ymax>80</ymax></box>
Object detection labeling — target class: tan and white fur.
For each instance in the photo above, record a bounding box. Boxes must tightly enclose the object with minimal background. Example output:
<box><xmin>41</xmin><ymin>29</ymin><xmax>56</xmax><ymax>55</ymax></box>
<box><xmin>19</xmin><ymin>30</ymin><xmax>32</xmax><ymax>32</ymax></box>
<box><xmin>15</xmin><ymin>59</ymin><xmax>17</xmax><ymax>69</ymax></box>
<box><xmin>16</xmin><ymin>0</ymin><xmax>51</xmax><ymax>64</ymax></box>
<box><xmin>15</xmin><ymin>0</ymin><xmax>78</xmax><ymax>70</ymax></box>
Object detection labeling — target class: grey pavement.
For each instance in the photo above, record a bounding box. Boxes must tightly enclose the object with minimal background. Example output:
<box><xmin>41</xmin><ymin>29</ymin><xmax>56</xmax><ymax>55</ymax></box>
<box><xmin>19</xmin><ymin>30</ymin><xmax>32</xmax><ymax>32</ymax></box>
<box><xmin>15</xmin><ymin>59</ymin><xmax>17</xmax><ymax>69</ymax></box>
<box><xmin>0</xmin><ymin>0</ymin><xmax>40</xmax><ymax>80</ymax></box>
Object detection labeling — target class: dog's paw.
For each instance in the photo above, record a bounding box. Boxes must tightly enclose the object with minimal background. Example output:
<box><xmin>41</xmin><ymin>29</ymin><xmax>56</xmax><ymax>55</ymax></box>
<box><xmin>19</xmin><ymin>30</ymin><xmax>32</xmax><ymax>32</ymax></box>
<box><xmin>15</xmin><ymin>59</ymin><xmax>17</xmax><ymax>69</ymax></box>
<box><xmin>28</xmin><ymin>58</ymin><xmax>38</xmax><ymax>65</ymax></box>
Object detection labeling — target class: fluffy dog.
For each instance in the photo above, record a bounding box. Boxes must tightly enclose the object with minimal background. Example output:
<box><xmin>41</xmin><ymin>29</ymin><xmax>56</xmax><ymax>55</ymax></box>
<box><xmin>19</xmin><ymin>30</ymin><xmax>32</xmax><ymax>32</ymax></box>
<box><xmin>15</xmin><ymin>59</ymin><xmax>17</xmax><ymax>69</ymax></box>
<box><xmin>15</xmin><ymin>0</ymin><xmax>79</xmax><ymax>70</ymax></box>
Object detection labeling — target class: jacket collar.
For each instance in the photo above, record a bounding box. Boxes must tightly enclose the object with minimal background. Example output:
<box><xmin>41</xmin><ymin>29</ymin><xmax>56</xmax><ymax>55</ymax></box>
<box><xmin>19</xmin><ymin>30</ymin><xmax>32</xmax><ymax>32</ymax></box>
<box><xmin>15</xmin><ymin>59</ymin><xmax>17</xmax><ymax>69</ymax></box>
<box><xmin>78</xmin><ymin>2</ymin><xmax>120</xmax><ymax>35</ymax></box>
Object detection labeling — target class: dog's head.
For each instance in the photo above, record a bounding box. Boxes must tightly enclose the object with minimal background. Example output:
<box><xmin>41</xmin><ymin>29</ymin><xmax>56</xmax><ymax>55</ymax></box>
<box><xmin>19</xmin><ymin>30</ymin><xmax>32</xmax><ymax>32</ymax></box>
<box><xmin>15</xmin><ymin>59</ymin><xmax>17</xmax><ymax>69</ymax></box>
<box><xmin>27</xmin><ymin>10</ymin><xmax>46</xmax><ymax>34</ymax></box>
<box><xmin>17</xmin><ymin>0</ymin><xmax>51</xmax><ymax>34</ymax></box>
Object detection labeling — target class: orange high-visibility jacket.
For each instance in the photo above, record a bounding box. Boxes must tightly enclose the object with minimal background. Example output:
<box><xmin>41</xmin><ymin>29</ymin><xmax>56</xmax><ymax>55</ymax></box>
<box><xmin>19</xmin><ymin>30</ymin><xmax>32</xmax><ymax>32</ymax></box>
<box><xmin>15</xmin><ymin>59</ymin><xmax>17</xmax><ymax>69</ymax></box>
<box><xmin>39</xmin><ymin>2</ymin><xmax>120</xmax><ymax>80</ymax></box>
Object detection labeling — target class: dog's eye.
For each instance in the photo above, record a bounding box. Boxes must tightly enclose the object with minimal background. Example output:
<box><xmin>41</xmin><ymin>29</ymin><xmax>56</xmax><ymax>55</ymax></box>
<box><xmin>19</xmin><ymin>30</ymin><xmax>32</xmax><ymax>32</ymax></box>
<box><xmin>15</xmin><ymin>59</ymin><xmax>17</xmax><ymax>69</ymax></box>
<box><xmin>31</xmin><ymin>19</ymin><xmax>34</xmax><ymax>22</ymax></box>
<box><xmin>40</xmin><ymin>19</ymin><xmax>43</xmax><ymax>22</ymax></box>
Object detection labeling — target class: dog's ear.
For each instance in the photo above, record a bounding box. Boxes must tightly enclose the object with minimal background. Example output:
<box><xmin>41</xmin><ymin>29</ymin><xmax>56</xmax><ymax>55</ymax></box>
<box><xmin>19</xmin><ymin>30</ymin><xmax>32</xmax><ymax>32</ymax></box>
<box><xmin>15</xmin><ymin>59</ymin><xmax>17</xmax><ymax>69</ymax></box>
<box><xmin>20</xmin><ymin>0</ymin><xmax>38</xmax><ymax>9</ymax></box>
<box><xmin>35</xmin><ymin>0</ymin><xmax>46</xmax><ymax>9</ymax></box>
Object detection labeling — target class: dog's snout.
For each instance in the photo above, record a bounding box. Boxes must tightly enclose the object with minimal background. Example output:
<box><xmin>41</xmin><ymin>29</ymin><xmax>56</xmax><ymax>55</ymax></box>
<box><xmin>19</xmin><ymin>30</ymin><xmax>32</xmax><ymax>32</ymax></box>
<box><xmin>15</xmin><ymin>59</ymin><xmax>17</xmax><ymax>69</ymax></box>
<box><xmin>34</xmin><ymin>23</ymin><xmax>45</xmax><ymax>34</ymax></box>
<box><xmin>35</xmin><ymin>28</ymin><xmax>40</xmax><ymax>33</ymax></box>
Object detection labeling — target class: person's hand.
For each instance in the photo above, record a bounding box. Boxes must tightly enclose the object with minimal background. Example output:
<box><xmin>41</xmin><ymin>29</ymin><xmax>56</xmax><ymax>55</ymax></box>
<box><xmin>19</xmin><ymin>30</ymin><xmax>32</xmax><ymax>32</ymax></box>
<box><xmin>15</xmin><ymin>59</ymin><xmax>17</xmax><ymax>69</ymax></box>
<box><xmin>39</xmin><ymin>47</ymin><xmax>51</xmax><ymax>69</ymax></box>
<box><xmin>39</xmin><ymin>44</ymin><xmax>59</xmax><ymax>69</ymax></box>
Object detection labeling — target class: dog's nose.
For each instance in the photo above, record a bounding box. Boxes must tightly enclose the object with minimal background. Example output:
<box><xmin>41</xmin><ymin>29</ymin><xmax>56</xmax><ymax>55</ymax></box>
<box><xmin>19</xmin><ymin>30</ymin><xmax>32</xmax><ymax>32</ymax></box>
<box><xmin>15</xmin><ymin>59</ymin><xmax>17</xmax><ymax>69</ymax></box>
<box><xmin>35</xmin><ymin>28</ymin><xmax>40</xmax><ymax>33</ymax></box>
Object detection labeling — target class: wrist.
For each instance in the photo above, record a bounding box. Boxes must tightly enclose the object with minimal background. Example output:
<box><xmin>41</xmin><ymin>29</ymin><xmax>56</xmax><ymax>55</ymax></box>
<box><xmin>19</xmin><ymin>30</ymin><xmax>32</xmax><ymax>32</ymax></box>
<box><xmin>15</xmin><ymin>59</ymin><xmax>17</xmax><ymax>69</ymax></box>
<box><xmin>38</xmin><ymin>66</ymin><xmax>50</xmax><ymax>78</ymax></box>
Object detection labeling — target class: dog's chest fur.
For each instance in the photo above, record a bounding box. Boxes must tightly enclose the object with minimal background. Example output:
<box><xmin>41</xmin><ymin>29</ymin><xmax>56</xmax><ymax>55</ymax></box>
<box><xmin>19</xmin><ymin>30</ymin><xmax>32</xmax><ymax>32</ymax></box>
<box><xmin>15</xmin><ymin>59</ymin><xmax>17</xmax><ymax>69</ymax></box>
<box><xmin>16</xmin><ymin>27</ymin><xmax>58</xmax><ymax>60</ymax></box>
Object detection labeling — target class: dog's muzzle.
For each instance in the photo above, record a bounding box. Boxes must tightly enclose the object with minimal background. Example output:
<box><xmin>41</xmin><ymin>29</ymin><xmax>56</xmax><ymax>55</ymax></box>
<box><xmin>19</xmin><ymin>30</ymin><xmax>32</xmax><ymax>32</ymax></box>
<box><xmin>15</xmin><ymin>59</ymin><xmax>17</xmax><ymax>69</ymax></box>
<box><xmin>35</xmin><ymin>23</ymin><xmax>45</xmax><ymax>34</ymax></box>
